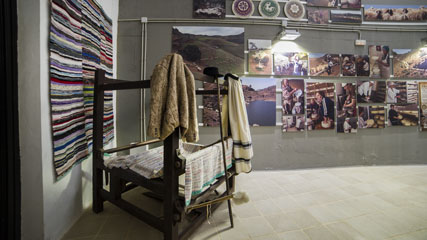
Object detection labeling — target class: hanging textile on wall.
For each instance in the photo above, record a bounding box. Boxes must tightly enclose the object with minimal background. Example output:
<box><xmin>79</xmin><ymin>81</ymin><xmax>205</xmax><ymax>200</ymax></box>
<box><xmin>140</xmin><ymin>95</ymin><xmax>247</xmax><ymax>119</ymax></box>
<box><xmin>49</xmin><ymin>0</ymin><xmax>114</xmax><ymax>178</ymax></box>
<box><xmin>81</xmin><ymin>0</ymin><xmax>114</xmax><ymax>149</ymax></box>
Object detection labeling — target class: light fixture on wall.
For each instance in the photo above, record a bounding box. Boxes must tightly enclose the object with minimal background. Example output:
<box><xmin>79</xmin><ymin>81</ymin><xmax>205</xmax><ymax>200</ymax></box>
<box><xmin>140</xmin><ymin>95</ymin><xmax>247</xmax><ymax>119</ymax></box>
<box><xmin>277</xmin><ymin>29</ymin><xmax>301</xmax><ymax>41</ymax></box>
<box><xmin>422</xmin><ymin>38</ymin><xmax>427</xmax><ymax>47</ymax></box>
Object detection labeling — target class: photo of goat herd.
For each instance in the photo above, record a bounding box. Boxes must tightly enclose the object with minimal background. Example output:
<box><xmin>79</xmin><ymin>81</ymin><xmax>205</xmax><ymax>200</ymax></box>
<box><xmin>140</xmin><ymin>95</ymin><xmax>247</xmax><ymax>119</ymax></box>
<box><xmin>364</xmin><ymin>5</ymin><xmax>427</xmax><ymax>21</ymax></box>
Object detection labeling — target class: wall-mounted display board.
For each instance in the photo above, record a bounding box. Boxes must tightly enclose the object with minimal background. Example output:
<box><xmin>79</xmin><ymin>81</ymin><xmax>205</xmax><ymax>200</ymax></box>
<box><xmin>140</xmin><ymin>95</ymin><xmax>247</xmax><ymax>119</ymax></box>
<box><xmin>369</xmin><ymin>45</ymin><xmax>391</xmax><ymax>79</ymax></box>
<box><xmin>357</xmin><ymin>80</ymin><xmax>386</xmax><ymax>103</ymax></box>
<box><xmin>306</xmin><ymin>82</ymin><xmax>335</xmax><ymax>130</ymax></box>
<box><xmin>358</xmin><ymin>106</ymin><xmax>385</xmax><ymax>129</ymax></box>
<box><xmin>356</xmin><ymin>55</ymin><xmax>370</xmax><ymax>77</ymax></box>
<box><xmin>283</xmin><ymin>115</ymin><xmax>306</xmax><ymax>132</ymax></box>
<box><xmin>364</xmin><ymin>5</ymin><xmax>427</xmax><ymax>22</ymax></box>
<box><xmin>341</xmin><ymin>54</ymin><xmax>357</xmax><ymax>76</ymax></box>
<box><xmin>241</xmin><ymin>77</ymin><xmax>277</xmax><ymax>126</ymax></box>
<box><xmin>307</xmin><ymin>0</ymin><xmax>337</xmax><ymax>8</ymax></box>
<box><xmin>420</xmin><ymin>82</ymin><xmax>427</xmax><ymax>131</ymax></box>
<box><xmin>309</xmin><ymin>53</ymin><xmax>340</xmax><ymax>77</ymax></box>
<box><xmin>340</xmin><ymin>0</ymin><xmax>361</xmax><ymax>9</ymax></box>
<box><xmin>282</xmin><ymin>79</ymin><xmax>305</xmax><ymax>115</ymax></box>
<box><xmin>336</xmin><ymin>83</ymin><xmax>357</xmax><ymax>133</ymax></box>
<box><xmin>307</xmin><ymin>7</ymin><xmax>329</xmax><ymax>24</ymax></box>
<box><xmin>393</xmin><ymin>49</ymin><xmax>427</xmax><ymax>78</ymax></box>
<box><xmin>330</xmin><ymin>10</ymin><xmax>362</xmax><ymax>24</ymax></box>
<box><xmin>248</xmin><ymin>50</ymin><xmax>273</xmax><ymax>75</ymax></box>
<box><xmin>172</xmin><ymin>26</ymin><xmax>244</xmax><ymax>80</ymax></box>
<box><xmin>387</xmin><ymin>104</ymin><xmax>419</xmax><ymax>127</ymax></box>
<box><xmin>193</xmin><ymin>0</ymin><xmax>225</xmax><ymax>19</ymax></box>
<box><xmin>274</xmin><ymin>52</ymin><xmax>308</xmax><ymax>76</ymax></box>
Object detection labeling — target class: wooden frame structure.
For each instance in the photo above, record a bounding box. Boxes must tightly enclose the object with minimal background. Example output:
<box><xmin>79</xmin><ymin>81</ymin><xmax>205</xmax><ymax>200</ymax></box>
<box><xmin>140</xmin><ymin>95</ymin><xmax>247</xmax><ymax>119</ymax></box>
<box><xmin>93</xmin><ymin>69</ymin><xmax>235</xmax><ymax>240</ymax></box>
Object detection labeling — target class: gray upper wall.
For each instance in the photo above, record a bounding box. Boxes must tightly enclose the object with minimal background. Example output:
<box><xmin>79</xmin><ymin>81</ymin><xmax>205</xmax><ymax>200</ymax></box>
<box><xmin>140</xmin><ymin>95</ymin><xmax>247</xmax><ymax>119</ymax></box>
<box><xmin>117</xmin><ymin>0</ymin><xmax>427</xmax><ymax>170</ymax></box>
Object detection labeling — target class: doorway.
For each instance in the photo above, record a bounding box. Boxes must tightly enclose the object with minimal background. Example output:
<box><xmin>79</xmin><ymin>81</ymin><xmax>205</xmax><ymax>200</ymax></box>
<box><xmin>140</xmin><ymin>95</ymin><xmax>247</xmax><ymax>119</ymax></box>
<box><xmin>1</xmin><ymin>0</ymin><xmax>21</xmax><ymax>239</ymax></box>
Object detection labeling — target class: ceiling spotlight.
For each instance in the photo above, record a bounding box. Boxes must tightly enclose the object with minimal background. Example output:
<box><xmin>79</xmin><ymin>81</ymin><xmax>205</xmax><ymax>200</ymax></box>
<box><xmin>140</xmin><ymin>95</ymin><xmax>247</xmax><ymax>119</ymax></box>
<box><xmin>277</xmin><ymin>29</ymin><xmax>301</xmax><ymax>41</ymax></box>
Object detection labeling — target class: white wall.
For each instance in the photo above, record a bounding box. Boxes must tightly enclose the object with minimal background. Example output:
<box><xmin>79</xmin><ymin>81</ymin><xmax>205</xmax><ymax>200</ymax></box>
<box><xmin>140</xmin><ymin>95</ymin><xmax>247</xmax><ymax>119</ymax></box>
<box><xmin>18</xmin><ymin>0</ymin><xmax>119</xmax><ymax>239</ymax></box>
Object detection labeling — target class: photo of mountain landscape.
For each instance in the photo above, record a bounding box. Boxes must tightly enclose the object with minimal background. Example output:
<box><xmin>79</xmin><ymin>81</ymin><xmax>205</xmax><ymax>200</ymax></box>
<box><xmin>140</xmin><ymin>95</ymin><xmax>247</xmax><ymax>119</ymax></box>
<box><xmin>241</xmin><ymin>77</ymin><xmax>277</xmax><ymax>126</ymax></box>
<box><xmin>172</xmin><ymin>26</ymin><xmax>245</xmax><ymax>80</ymax></box>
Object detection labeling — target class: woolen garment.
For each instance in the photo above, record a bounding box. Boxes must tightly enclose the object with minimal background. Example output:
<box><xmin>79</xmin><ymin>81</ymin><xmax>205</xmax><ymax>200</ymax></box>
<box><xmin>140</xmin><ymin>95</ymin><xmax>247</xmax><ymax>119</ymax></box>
<box><xmin>148</xmin><ymin>53</ymin><xmax>199</xmax><ymax>142</ymax></box>
<box><xmin>221</xmin><ymin>77</ymin><xmax>253</xmax><ymax>174</ymax></box>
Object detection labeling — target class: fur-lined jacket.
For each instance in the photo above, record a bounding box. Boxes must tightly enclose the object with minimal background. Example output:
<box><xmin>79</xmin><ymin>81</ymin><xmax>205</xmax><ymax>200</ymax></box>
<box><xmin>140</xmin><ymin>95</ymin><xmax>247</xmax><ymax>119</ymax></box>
<box><xmin>148</xmin><ymin>54</ymin><xmax>199</xmax><ymax>142</ymax></box>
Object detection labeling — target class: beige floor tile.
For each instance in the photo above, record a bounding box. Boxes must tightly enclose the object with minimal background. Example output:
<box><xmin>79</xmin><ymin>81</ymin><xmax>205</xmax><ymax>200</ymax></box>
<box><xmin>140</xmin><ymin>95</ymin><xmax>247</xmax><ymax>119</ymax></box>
<box><xmin>345</xmin><ymin>215</ymin><xmax>390</xmax><ymax>239</ymax></box>
<box><xmin>310</xmin><ymin>188</ymin><xmax>352</xmax><ymax>205</ymax></box>
<box><xmin>276</xmin><ymin>230</ymin><xmax>310</xmax><ymax>240</ymax></box>
<box><xmin>251</xmin><ymin>233</ymin><xmax>280</xmax><ymax>240</ymax></box>
<box><xmin>264</xmin><ymin>213</ymin><xmax>300</xmax><ymax>233</ymax></box>
<box><xmin>98</xmin><ymin>214</ymin><xmax>134</xmax><ymax>236</ymax></box>
<box><xmin>303</xmin><ymin>225</ymin><xmax>339</xmax><ymax>240</ymax></box>
<box><xmin>390</xmin><ymin>229</ymin><xmax>427</xmax><ymax>240</ymax></box>
<box><xmin>291</xmin><ymin>192</ymin><xmax>319</xmax><ymax>208</ymax></box>
<box><xmin>240</xmin><ymin>216</ymin><xmax>275</xmax><ymax>238</ymax></box>
<box><xmin>286</xmin><ymin>210</ymin><xmax>320</xmax><ymax>229</ymax></box>
<box><xmin>306</xmin><ymin>205</ymin><xmax>342</xmax><ymax>223</ymax></box>
<box><xmin>272</xmin><ymin>196</ymin><xmax>302</xmax><ymax>213</ymax></box>
<box><xmin>254</xmin><ymin>199</ymin><xmax>283</xmax><ymax>216</ymax></box>
<box><xmin>95</xmin><ymin>234</ymin><xmax>127</xmax><ymax>240</ymax></box>
<box><xmin>323</xmin><ymin>201</ymin><xmax>363</xmax><ymax>220</ymax></box>
<box><xmin>326</xmin><ymin>222</ymin><xmax>368</xmax><ymax>240</ymax></box>
<box><xmin>216</xmin><ymin>219</ymin><xmax>250</xmax><ymax>240</ymax></box>
<box><xmin>232</xmin><ymin>202</ymin><xmax>262</xmax><ymax>219</ymax></box>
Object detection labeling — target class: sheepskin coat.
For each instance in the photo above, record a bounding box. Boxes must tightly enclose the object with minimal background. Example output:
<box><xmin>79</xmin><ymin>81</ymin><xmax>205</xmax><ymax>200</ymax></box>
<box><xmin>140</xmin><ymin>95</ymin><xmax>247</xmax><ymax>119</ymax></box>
<box><xmin>148</xmin><ymin>53</ymin><xmax>199</xmax><ymax>142</ymax></box>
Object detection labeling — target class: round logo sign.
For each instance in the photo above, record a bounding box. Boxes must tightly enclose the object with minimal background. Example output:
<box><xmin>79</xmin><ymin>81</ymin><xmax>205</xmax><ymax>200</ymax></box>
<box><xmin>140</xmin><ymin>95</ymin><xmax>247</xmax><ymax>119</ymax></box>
<box><xmin>259</xmin><ymin>0</ymin><xmax>280</xmax><ymax>19</ymax></box>
<box><xmin>284</xmin><ymin>0</ymin><xmax>305</xmax><ymax>20</ymax></box>
<box><xmin>232</xmin><ymin>0</ymin><xmax>255</xmax><ymax>18</ymax></box>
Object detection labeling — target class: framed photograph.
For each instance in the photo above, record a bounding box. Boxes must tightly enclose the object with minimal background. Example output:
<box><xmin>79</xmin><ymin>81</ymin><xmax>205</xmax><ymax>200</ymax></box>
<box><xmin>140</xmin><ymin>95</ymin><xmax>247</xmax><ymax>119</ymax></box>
<box><xmin>356</xmin><ymin>55</ymin><xmax>370</xmax><ymax>77</ymax></box>
<box><xmin>419</xmin><ymin>82</ymin><xmax>427</xmax><ymax>131</ymax></box>
<box><xmin>306</xmin><ymin>82</ymin><xmax>335</xmax><ymax>130</ymax></box>
<box><xmin>386</xmin><ymin>81</ymin><xmax>407</xmax><ymax>104</ymax></box>
<box><xmin>341</xmin><ymin>54</ymin><xmax>357</xmax><ymax>76</ymax></box>
<box><xmin>241</xmin><ymin>77</ymin><xmax>277</xmax><ymax>126</ymax></box>
<box><xmin>340</xmin><ymin>0</ymin><xmax>361</xmax><ymax>9</ymax></box>
<box><xmin>393</xmin><ymin>48</ymin><xmax>427</xmax><ymax>78</ymax></box>
<box><xmin>364</xmin><ymin>5</ymin><xmax>427</xmax><ymax>22</ymax></box>
<box><xmin>282</xmin><ymin>79</ymin><xmax>305</xmax><ymax>115</ymax></box>
<box><xmin>330</xmin><ymin>10</ymin><xmax>362</xmax><ymax>24</ymax></box>
<box><xmin>307</xmin><ymin>7</ymin><xmax>329</xmax><ymax>24</ymax></box>
<box><xmin>248</xmin><ymin>50</ymin><xmax>273</xmax><ymax>75</ymax></box>
<box><xmin>193</xmin><ymin>0</ymin><xmax>226</xmax><ymax>19</ymax></box>
<box><xmin>369</xmin><ymin>45</ymin><xmax>391</xmax><ymax>79</ymax></box>
<box><xmin>309</xmin><ymin>53</ymin><xmax>340</xmax><ymax>77</ymax></box>
<box><xmin>357</xmin><ymin>80</ymin><xmax>386</xmax><ymax>103</ymax></box>
<box><xmin>307</xmin><ymin>0</ymin><xmax>337</xmax><ymax>8</ymax></box>
<box><xmin>172</xmin><ymin>26</ymin><xmax>244</xmax><ymax>80</ymax></box>
<box><xmin>407</xmin><ymin>81</ymin><xmax>418</xmax><ymax>104</ymax></box>
<box><xmin>358</xmin><ymin>106</ymin><xmax>386</xmax><ymax>129</ymax></box>
<box><xmin>387</xmin><ymin>104</ymin><xmax>419</xmax><ymax>127</ymax></box>
<box><xmin>274</xmin><ymin>52</ymin><xmax>308</xmax><ymax>76</ymax></box>
<box><xmin>283</xmin><ymin>115</ymin><xmax>306</xmax><ymax>132</ymax></box>
<box><xmin>248</xmin><ymin>39</ymin><xmax>272</xmax><ymax>50</ymax></box>
<box><xmin>336</xmin><ymin>82</ymin><xmax>357</xmax><ymax>133</ymax></box>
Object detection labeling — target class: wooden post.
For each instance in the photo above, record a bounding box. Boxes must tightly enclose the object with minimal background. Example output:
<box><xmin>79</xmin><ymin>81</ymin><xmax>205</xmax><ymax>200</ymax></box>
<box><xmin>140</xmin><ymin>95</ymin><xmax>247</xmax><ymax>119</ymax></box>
<box><xmin>93</xmin><ymin>69</ymin><xmax>106</xmax><ymax>213</ymax></box>
<box><xmin>163</xmin><ymin>128</ymin><xmax>180</xmax><ymax>240</ymax></box>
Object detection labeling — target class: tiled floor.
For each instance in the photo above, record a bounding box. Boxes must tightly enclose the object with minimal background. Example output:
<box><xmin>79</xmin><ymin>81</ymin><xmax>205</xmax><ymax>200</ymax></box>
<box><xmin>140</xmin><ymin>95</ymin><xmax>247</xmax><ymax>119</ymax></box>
<box><xmin>62</xmin><ymin>165</ymin><xmax>427</xmax><ymax>240</ymax></box>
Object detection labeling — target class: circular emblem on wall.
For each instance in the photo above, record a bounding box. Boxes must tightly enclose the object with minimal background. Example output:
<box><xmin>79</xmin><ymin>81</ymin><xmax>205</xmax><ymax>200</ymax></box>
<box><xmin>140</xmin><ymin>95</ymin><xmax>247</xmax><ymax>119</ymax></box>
<box><xmin>284</xmin><ymin>0</ymin><xmax>305</xmax><ymax>20</ymax></box>
<box><xmin>258</xmin><ymin>0</ymin><xmax>280</xmax><ymax>19</ymax></box>
<box><xmin>232</xmin><ymin>0</ymin><xmax>255</xmax><ymax>18</ymax></box>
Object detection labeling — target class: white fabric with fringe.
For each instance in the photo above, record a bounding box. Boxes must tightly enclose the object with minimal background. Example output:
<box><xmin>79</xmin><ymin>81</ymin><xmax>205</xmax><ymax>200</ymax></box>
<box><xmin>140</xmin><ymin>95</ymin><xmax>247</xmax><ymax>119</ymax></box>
<box><xmin>222</xmin><ymin>77</ymin><xmax>253</xmax><ymax>174</ymax></box>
